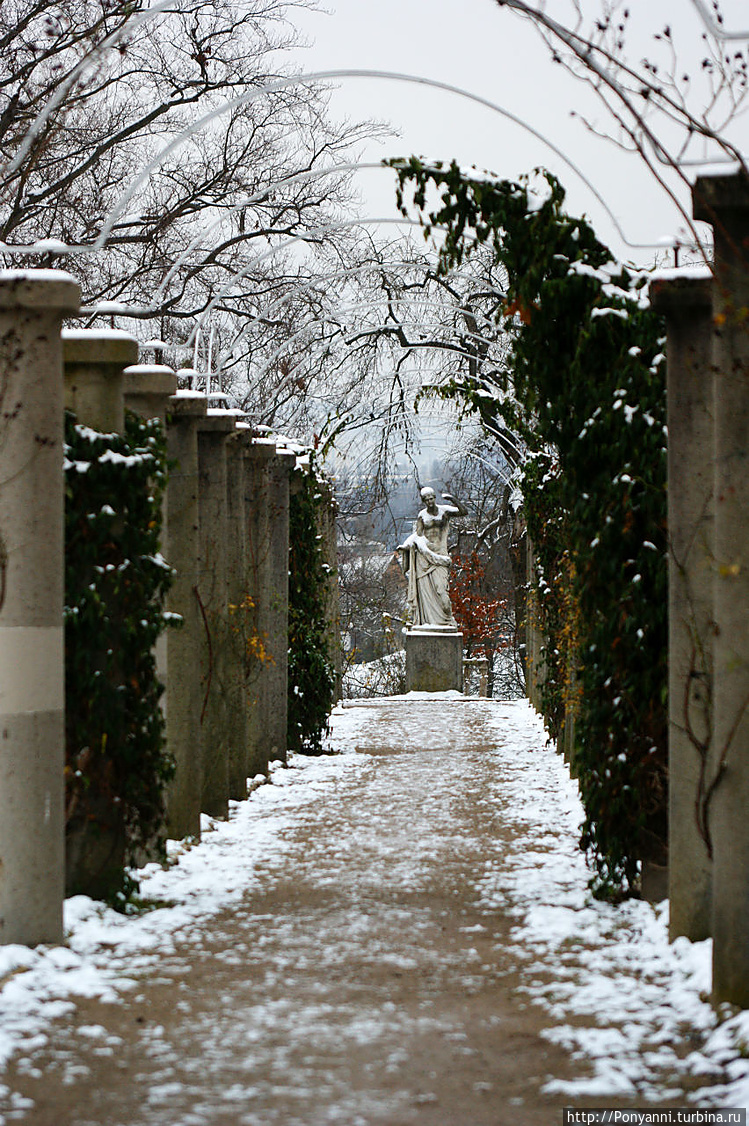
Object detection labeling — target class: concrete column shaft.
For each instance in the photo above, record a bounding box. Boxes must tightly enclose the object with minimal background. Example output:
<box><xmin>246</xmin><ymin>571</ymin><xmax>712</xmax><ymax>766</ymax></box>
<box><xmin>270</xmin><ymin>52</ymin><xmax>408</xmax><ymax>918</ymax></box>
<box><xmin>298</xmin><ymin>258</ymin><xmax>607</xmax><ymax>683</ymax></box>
<box><xmin>316</xmin><ymin>481</ymin><xmax>342</xmax><ymax>701</ymax></box>
<box><xmin>0</xmin><ymin>270</ymin><xmax>80</xmax><ymax>946</ymax></box>
<box><xmin>693</xmin><ymin>170</ymin><xmax>749</xmax><ymax>1003</ymax></box>
<box><xmin>123</xmin><ymin>363</ymin><xmax>178</xmax><ymax>707</ymax></box>
<box><xmin>164</xmin><ymin>393</ymin><xmax>207</xmax><ymax>840</ymax></box>
<box><xmin>243</xmin><ymin>440</ymin><xmax>276</xmax><ymax>775</ymax></box>
<box><xmin>123</xmin><ymin>364</ymin><xmax>178</xmax><ymax>426</ymax></box>
<box><xmin>225</xmin><ymin>431</ymin><xmax>250</xmax><ymax>792</ymax></box>
<box><xmin>196</xmin><ymin>416</ymin><xmax>235</xmax><ymax>817</ymax></box>
<box><xmin>651</xmin><ymin>272</ymin><xmax>715</xmax><ymax>941</ymax></box>
<box><xmin>264</xmin><ymin>449</ymin><xmax>294</xmax><ymax>764</ymax></box>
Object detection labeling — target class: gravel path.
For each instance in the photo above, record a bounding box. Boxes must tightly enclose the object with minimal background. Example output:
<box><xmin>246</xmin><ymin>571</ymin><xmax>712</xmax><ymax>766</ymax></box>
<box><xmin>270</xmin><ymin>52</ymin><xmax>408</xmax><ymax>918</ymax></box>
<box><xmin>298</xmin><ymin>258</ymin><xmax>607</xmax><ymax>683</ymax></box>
<box><xmin>0</xmin><ymin>697</ymin><xmax>732</xmax><ymax>1125</ymax></box>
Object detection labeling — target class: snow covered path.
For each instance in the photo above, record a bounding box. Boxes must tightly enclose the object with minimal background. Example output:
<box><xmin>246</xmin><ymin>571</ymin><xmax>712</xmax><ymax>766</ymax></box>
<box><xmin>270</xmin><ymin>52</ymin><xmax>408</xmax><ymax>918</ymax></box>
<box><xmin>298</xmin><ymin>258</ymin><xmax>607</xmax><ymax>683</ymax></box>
<box><xmin>1</xmin><ymin>696</ymin><xmax>748</xmax><ymax>1125</ymax></box>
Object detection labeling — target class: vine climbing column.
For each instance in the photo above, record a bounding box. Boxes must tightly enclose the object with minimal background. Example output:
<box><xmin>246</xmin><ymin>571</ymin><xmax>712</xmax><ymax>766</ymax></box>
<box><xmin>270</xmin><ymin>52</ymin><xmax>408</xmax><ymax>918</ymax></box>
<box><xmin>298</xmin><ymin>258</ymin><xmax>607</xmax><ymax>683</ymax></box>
<box><xmin>243</xmin><ymin>438</ymin><xmax>276</xmax><ymax>776</ymax></box>
<box><xmin>225</xmin><ymin>429</ymin><xmax>250</xmax><ymax>795</ymax></box>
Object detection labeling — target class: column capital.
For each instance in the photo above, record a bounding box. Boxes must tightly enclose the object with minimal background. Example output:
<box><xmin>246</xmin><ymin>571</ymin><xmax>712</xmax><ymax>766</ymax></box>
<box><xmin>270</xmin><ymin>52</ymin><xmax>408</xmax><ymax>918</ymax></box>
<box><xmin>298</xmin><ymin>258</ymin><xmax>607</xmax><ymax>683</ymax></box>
<box><xmin>124</xmin><ymin>363</ymin><xmax>177</xmax><ymax>396</ymax></box>
<box><xmin>168</xmin><ymin>390</ymin><xmax>208</xmax><ymax>421</ymax></box>
<box><xmin>63</xmin><ymin>328</ymin><xmax>136</xmax><ymax>432</ymax></box>
<box><xmin>649</xmin><ymin>269</ymin><xmax>713</xmax><ymax>316</ymax></box>
<box><xmin>272</xmin><ymin>447</ymin><xmax>298</xmax><ymax>474</ymax></box>
<box><xmin>62</xmin><ymin>328</ymin><xmax>138</xmax><ymax>369</ymax></box>
<box><xmin>196</xmin><ymin>412</ymin><xmax>237</xmax><ymax>436</ymax></box>
<box><xmin>123</xmin><ymin>364</ymin><xmax>177</xmax><ymax>425</ymax></box>
<box><xmin>0</xmin><ymin>269</ymin><xmax>80</xmax><ymax>313</ymax></box>
<box><xmin>692</xmin><ymin>167</ymin><xmax>749</xmax><ymax>223</ymax></box>
<box><xmin>245</xmin><ymin>437</ymin><xmax>278</xmax><ymax>462</ymax></box>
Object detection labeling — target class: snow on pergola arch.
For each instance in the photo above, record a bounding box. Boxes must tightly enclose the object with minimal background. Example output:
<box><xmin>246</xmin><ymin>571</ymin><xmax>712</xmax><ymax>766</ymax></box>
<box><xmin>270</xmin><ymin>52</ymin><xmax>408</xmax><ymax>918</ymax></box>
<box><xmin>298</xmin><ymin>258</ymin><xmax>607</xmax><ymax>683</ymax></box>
<box><xmin>79</xmin><ymin>209</ymin><xmax>498</xmax><ymax>353</ymax></box>
<box><xmin>76</xmin><ymin>202</ymin><xmax>522</xmax><ymax>465</ymax></box>
<box><xmin>3</xmin><ymin>72</ymin><xmax>683</xmax><ymax>259</ymax></box>
<box><xmin>6</xmin><ymin>57</ymin><xmax>715</xmax><ymax>385</ymax></box>
<box><xmin>85</xmin><ymin>68</ymin><xmax>718</xmax><ymax>254</ymax></box>
<box><xmin>74</xmin><ymin>205</ymin><xmax>513</xmax><ymax>460</ymax></box>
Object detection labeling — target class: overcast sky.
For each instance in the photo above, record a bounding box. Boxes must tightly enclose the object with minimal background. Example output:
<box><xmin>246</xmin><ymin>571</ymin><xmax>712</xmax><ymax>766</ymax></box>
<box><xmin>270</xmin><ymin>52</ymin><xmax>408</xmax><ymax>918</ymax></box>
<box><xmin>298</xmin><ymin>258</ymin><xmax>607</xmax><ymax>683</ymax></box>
<box><xmin>290</xmin><ymin>0</ymin><xmax>748</xmax><ymax>267</ymax></box>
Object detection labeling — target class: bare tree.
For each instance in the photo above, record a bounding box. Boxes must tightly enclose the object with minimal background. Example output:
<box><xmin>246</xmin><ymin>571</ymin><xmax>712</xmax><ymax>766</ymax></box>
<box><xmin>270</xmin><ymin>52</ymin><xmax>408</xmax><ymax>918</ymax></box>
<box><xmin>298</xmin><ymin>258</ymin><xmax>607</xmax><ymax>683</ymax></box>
<box><xmin>0</xmin><ymin>0</ymin><xmax>379</xmax><ymax>320</ymax></box>
<box><xmin>493</xmin><ymin>0</ymin><xmax>748</xmax><ymax>254</ymax></box>
<box><xmin>442</xmin><ymin>430</ymin><xmax>525</xmax><ymax>698</ymax></box>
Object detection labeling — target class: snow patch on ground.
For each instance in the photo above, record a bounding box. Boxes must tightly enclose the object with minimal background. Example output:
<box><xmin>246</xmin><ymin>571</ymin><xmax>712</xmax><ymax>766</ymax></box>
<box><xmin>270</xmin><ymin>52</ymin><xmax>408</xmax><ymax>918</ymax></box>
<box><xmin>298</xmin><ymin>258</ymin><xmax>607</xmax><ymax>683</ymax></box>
<box><xmin>466</xmin><ymin>704</ymin><xmax>749</xmax><ymax>1107</ymax></box>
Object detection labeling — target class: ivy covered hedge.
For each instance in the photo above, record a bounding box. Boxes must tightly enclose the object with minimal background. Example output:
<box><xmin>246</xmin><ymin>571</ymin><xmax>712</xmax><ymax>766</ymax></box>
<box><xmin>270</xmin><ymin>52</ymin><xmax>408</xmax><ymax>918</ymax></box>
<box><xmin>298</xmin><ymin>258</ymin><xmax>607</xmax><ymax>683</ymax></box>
<box><xmin>64</xmin><ymin>410</ymin><xmax>175</xmax><ymax>901</ymax></box>
<box><xmin>392</xmin><ymin>160</ymin><xmax>667</xmax><ymax>897</ymax></box>
<box><xmin>287</xmin><ymin>459</ymin><xmax>337</xmax><ymax>755</ymax></box>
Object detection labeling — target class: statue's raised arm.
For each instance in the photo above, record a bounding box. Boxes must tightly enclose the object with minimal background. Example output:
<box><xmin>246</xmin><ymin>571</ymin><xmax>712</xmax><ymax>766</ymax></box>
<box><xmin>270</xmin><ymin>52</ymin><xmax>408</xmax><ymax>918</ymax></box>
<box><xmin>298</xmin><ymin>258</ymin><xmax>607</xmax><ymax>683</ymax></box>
<box><xmin>440</xmin><ymin>492</ymin><xmax>467</xmax><ymax>517</ymax></box>
<box><xmin>398</xmin><ymin>486</ymin><xmax>465</xmax><ymax>629</ymax></box>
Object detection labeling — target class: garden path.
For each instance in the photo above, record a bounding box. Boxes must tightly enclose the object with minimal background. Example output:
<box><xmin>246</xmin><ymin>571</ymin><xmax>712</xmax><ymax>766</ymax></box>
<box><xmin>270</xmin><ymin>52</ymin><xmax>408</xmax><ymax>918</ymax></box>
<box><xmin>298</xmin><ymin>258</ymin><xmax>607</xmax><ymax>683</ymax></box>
<box><xmin>0</xmin><ymin>696</ymin><xmax>736</xmax><ymax>1126</ymax></box>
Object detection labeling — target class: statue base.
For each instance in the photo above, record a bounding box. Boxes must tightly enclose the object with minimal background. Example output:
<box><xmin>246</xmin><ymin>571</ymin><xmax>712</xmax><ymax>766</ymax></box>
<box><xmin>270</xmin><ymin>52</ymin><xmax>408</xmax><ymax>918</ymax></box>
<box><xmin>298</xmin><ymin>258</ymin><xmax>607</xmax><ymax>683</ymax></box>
<box><xmin>404</xmin><ymin>628</ymin><xmax>463</xmax><ymax>693</ymax></box>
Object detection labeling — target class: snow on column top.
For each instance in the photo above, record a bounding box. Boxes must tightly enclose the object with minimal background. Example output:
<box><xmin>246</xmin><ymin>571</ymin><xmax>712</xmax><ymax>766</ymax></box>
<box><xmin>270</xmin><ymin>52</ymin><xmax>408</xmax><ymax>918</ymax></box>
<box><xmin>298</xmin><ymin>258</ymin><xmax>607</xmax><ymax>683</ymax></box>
<box><xmin>0</xmin><ymin>269</ymin><xmax>81</xmax><ymax>311</ymax></box>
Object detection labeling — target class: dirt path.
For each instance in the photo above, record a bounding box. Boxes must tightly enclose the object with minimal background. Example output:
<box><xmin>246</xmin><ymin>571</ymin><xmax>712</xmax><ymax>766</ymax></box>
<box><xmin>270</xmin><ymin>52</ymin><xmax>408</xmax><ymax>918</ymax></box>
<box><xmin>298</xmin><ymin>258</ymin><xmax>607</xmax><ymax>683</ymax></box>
<box><xmin>0</xmin><ymin>699</ymin><xmax>724</xmax><ymax>1125</ymax></box>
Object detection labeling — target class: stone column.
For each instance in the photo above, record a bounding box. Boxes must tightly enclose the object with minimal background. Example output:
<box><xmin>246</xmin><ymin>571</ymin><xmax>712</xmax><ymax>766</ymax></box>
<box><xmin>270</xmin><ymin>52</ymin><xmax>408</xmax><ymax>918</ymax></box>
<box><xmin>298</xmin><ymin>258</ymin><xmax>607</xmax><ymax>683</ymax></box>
<box><xmin>225</xmin><ymin>430</ymin><xmax>250</xmax><ymax>795</ymax></box>
<box><xmin>317</xmin><ymin>480</ymin><xmax>342</xmax><ymax>701</ymax></box>
<box><xmin>243</xmin><ymin>439</ymin><xmax>277</xmax><ymax>776</ymax></box>
<box><xmin>123</xmin><ymin>362</ymin><xmax>178</xmax><ymax>738</ymax></box>
<box><xmin>510</xmin><ymin>508</ymin><xmax>529</xmax><ymax>694</ymax></box>
<box><xmin>0</xmin><ymin>270</ymin><xmax>80</xmax><ymax>946</ymax></box>
<box><xmin>62</xmin><ymin>330</ymin><xmax>138</xmax><ymax>432</ymax></box>
<box><xmin>196</xmin><ymin>413</ymin><xmax>236</xmax><ymax>817</ymax></box>
<box><xmin>650</xmin><ymin>272</ymin><xmax>715</xmax><ymax>941</ymax></box>
<box><xmin>264</xmin><ymin>447</ymin><xmax>294</xmax><ymax>764</ymax></box>
<box><xmin>525</xmin><ymin>539</ymin><xmax>546</xmax><ymax>712</ymax></box>
<box><xmin>561</xmin><ymin>661</ymin><xmax>578</xmax><ymax>770</ymax></box>
<box><xmin>693</xmin><ymin>170</ymin><xmax>749</xmax><ymax>1004</ymax></box>
<box><xmin>164</xmin><ymin>392</ymin><xmax>207</xmax><ymax>840</ymax></box>
<box><xmin>123</xmin><ymin>363</ymin><xmax>178</xmax><ymax>424</ymax></box>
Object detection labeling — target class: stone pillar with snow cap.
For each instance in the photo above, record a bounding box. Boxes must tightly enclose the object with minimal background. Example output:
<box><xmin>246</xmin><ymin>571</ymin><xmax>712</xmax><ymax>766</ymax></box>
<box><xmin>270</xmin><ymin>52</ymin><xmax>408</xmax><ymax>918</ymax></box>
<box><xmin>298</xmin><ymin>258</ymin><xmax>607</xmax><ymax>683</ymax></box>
<box><xmin>0</xmin><ymin>269</ymin><xmax>81</xmax><ymax>946</ymax></box>
<box><xmin>196</xmin><ymin>410</ymin><xmax>237</xmax><ymax>817</ymax></box>
<box><xmin>225</xmin><ymin>427</ymin><xmax>250</xmax><ymax>795</ymax></box>
<box><xmin>265</xmin><ymin>443</ymin><xmax>295</xmax><ymax>764</ymax></box>
<box><xmin>123</xmin><ymin>362</ymin><xmax>178</xmax><ymax>425</ymax></box>
<box><xmin>692</xmin><ymin>168</ymin><xmax>749</xmax><ymax>1004</ymax></box>
<box><xmin>243</xmin><ymin>438</ymin><xmax>278</xmax><ymax>775</ymax></box>
<box><xmin>123</xmin><ymin>361</ymin><xmax>178</xmax><ymax>744</ymax></box>
<box><xmin>164</xmin><ymin>390</ymin><xmax>207</xmax><ymax>840</ymax></box>
<box><xmin>317</xmin><ymin>477</ymin><xmax>342</xmax><ymax>701</ymax></box>
<box><xmin>650</xmin><ymin>269</ymin><xmax>715</xmax><ymax>940</ymax></box>
<box><xmin>176</xmin><ymin>367</ymin><xmax>205</xmax><ymax>394</ymax></box>
<box><xmin>62</xmin><ymin>329</ymin><xmax>138</xmax><ymax>433</ymax></box>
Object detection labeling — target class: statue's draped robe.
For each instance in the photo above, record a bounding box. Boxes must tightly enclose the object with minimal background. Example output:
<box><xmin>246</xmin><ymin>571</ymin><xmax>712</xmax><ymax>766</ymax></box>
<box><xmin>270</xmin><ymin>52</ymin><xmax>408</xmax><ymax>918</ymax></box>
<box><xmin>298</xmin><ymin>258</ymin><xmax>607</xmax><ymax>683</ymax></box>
<box><xmin>399</xmin><ymin>502</ymin><xmax>460</xmax><ymax>628</ymax></box>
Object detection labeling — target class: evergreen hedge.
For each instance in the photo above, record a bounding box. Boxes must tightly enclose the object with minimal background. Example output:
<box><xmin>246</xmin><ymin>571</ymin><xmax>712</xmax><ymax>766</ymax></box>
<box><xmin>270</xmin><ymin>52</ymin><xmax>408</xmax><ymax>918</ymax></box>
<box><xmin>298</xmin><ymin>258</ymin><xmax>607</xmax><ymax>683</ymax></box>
<box><xmin>64</xmin><ymin>410</ymin><xmax>175</xmax><ymax>900</ymax></box>
<box><xmin>287</xmin><ymin>460</ymin><xmax>337</xmax><ymax>755</ymax></box>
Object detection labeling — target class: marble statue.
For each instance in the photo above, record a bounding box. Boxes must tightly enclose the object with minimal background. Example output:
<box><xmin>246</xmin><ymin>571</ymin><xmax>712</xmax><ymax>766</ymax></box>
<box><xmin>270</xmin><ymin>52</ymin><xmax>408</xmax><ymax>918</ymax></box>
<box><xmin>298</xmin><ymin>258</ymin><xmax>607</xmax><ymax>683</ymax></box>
<box><xmin>398</xmin><ymin>487</ymin><xmax>466</xmax><ymax>629</ymax></box>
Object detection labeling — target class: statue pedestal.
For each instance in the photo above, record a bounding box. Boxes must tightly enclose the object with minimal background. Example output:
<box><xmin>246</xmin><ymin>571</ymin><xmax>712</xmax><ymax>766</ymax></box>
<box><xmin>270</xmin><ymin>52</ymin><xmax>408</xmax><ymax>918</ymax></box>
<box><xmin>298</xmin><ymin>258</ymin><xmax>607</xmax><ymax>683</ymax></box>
<box><xmin>404</xmin><ymin>627</ymin><xmax>464</xmax><ymax>692</ymax></box>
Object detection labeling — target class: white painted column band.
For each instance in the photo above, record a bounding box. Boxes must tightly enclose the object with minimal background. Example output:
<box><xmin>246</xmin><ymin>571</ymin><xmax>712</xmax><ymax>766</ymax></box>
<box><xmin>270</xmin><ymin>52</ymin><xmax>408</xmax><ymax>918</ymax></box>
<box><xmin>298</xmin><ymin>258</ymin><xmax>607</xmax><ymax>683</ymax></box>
<box><xmin>0</xmin><ymin>626</ymin><xmax>64</xmax><ymax>714</ymax></box>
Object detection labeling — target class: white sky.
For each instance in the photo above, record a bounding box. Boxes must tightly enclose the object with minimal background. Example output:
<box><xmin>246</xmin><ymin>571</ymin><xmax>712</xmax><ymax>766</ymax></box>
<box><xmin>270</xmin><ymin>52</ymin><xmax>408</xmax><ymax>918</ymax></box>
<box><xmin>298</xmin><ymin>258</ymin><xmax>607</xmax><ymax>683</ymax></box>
<box><xmin>290</xmin><ymin>0</ymin><xmax>749</xmax><ymax>266</ymax></box>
